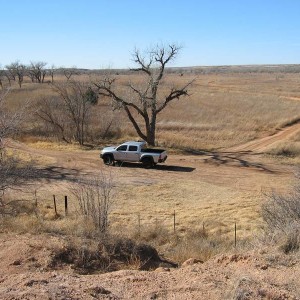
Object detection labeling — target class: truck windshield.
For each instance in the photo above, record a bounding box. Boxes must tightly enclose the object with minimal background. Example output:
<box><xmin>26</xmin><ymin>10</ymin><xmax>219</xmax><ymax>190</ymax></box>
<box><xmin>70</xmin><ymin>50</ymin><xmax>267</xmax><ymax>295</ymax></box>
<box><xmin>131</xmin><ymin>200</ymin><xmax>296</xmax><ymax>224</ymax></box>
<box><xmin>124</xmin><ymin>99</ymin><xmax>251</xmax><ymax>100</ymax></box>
<box><xmin>116</xmin><ymin>145</ymin><xmax>127</xmax><ymax>151</ymax></box>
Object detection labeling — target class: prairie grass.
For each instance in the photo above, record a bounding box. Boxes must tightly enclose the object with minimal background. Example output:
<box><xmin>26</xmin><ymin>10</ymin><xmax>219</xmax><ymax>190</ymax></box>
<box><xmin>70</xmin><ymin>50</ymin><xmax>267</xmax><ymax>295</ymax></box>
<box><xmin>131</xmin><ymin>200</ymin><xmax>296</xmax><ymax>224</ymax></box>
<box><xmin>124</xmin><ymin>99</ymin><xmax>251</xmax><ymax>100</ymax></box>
<box><xmin>4</xmin><ymin>72</ymin><xmax>300</xmax><ymax>151</ymax></box>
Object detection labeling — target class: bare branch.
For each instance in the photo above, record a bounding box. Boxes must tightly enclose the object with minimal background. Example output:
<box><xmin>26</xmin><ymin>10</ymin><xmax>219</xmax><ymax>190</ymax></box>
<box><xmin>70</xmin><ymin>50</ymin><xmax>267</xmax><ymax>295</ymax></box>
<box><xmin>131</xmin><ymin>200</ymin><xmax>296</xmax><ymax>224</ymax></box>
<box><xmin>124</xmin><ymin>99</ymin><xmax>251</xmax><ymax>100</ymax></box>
<box><xmin>156</xmin><ymin>80</ymin><xmax>194</xmax><ymax>114</ymax></box>
<box><xmin>130</xmin><ymin>48</ymin><xmax>152</xmax><ymax>75</ymax></box>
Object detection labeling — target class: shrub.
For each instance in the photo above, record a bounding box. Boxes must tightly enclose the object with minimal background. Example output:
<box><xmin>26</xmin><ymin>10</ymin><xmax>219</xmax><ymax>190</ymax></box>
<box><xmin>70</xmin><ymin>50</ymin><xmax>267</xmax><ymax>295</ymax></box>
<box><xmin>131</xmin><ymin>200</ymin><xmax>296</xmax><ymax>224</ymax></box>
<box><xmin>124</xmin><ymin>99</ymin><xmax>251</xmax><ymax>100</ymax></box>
<box><xmin>49</xmin><ymin>236</ymin><xmax>165</xmax><ymax>273</ymax></box>
<box><xmin>262</xmin><ymin>186</ymin><xmax>300</xmax><ymax>253</ymax></box>
<box><xmin>70</xmin><ymin>172</ymin><xmax>115</xmax><ymax>233</ymax></box>
<box><xmin>262</xmin><ymin>188</ymin><xmax>300</xmax><ymax>232</ymax></box>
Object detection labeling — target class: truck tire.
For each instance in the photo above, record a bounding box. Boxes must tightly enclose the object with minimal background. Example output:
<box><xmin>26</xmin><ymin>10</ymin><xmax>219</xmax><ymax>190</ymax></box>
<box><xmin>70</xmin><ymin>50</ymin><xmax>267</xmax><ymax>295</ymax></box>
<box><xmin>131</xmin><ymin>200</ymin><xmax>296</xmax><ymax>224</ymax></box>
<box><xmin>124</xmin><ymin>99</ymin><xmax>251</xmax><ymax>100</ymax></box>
<box><xmin>141</xmin><ymin>157</ymin><xmax>154</xmax><ymax>169</ymax></box>
<box><xmin>102</xmin><ymin>154</ymin><xmax>114</xmax><ymax>166</ymax></box>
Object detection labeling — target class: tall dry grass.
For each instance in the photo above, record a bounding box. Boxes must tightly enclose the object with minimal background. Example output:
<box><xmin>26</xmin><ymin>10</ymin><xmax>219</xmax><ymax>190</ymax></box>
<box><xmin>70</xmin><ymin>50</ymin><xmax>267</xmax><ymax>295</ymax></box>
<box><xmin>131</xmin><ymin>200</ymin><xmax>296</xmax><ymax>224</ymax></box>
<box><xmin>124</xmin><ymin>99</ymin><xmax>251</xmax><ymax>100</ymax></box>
<box><xmin>3</xmin><ymin>72</ymin><xmax>300</xmax><ymax>151</ymax></box>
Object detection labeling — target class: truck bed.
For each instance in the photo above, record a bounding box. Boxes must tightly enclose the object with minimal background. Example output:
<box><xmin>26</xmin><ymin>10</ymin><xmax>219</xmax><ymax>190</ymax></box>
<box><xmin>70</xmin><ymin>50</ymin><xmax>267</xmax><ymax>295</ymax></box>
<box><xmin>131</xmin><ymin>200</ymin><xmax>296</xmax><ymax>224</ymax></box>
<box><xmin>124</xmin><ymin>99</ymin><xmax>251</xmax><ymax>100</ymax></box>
<box><xmin>141</xmin><ymin>148</ymin><xmax>165</xmax><ymax>154</ymax></box>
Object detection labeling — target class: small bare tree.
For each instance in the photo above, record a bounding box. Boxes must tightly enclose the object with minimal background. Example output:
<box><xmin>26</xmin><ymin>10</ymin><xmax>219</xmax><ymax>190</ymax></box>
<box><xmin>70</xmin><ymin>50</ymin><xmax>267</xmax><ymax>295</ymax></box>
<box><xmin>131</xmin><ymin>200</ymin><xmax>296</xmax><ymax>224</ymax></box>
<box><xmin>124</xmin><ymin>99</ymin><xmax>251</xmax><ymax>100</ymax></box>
<box><xmin>3</xmin><ymin>70</ymin><xmax>13</xmax><ymax>86</ymax></box>
<box><xmin>71</xmin><ymin>172</ymin><xmax>115</xmax><ymax>233</ymax></box>
<box><xmin>28</xmin><ymin>61</ymin><xmax>47</xmax><ymax>83</ymax></box>
<box><xmin>0</xmin><ymin>89</ymin><xmax>27</xmax><ymax>150</ymax></box>
<box><xmin>95</xmin><ymin>44</ymin><xmax>193</xmax><ymax>146</ymax></box>
<box><xmin>51</xmin><ymin>81</ymin><xmax>97</xmax><ymax>145</ymax></box>
<box><xmin>5</xmin><ymin>62</ymin><xmax>17</xmax><ymax>82</ymax></box>
<box><xmin>49</xmin><ymin>64</ymin><xmax>56</xmax><ymax>83</ymax></box>
<box><xmin>5</xmin><ymin>61</ymin><xmax>26</xmax><ymax>88</ymax></box>
<box><xmin>36</xmin><ymin>96</ymin><xmax>70</xmax><ymax>143</ymax></box>
<box><xmin>0</xmin><ymin>89</ymin><xmax>35</xmax><ymax>214</ymax></box>
<box><xmin>0</xmin><ymin>68</ymin><xmax>3</xmax><ymax>89</ymax></box>
<box><xmin>60</xmin><ymin>67</ymin><xmax>79</xmax><ymax>81</ymax></box>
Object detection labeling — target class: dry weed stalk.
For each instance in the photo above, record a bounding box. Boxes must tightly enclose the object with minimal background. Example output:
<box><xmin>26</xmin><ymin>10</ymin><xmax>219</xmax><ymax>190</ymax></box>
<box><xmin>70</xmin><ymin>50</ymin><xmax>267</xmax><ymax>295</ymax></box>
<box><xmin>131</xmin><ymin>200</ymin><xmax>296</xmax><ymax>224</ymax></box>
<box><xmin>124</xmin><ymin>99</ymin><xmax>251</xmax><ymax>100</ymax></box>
<box><xmin>71</xmin><ymin>171</ymin><xmax>115</xmax><ymax>233</ymax></box>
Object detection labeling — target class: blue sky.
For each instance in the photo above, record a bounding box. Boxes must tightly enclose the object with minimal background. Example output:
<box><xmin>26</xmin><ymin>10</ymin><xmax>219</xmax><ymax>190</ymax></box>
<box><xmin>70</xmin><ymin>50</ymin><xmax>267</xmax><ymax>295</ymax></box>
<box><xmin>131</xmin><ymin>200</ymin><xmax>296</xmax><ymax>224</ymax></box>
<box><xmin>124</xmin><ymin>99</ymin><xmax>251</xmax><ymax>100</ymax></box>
<box><xmin>0</xmin><ymin>0</ymin><xmax>299</xmax><ymax>69</ymax></box>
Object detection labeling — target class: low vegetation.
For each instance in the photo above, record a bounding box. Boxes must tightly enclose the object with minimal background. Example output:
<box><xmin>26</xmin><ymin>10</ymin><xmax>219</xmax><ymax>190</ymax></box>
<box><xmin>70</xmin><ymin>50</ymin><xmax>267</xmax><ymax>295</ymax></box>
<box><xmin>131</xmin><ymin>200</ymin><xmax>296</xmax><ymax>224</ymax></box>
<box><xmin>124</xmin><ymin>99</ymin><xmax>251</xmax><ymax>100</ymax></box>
<box><xmin>1</xmin><ymin>59</ymin><xmax>300</xmax><ymax>274</ymax></box>
<box><xmin>262</xmin><ymin>182</ymin><xmax>300</xmax><ymax>254</ymax></box>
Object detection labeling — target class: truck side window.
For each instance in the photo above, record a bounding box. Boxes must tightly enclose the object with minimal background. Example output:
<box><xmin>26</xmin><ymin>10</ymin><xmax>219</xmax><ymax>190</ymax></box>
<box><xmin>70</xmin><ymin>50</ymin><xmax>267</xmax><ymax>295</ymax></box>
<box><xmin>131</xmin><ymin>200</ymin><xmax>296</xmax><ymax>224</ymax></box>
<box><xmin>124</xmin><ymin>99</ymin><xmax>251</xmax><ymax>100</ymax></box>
<box><xmin>128</xmin><ymin>146</ymin><xmax>138</xmax><ymax>151</ymax></box>
<box><xmin>116</xmin><ymin>145</ymin><xmax>127</xmax><ymax>151</ymax></box>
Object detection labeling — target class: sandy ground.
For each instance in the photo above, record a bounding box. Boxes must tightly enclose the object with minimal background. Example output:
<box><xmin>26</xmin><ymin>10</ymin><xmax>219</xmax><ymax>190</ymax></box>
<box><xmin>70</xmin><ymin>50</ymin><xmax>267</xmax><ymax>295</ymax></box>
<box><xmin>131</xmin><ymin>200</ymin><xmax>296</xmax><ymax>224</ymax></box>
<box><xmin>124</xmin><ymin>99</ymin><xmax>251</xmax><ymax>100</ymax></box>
<box><xmin>1</xmin><ymin>122</ymin><xmax>300</xmax><ymax>299</ymax></box>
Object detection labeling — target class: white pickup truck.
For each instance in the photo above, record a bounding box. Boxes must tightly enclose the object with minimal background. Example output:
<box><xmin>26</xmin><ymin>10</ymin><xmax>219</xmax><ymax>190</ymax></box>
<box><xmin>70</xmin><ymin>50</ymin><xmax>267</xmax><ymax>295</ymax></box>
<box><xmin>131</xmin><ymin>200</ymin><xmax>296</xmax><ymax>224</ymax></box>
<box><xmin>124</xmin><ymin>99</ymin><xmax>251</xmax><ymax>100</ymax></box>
<box><xmin>100</xmin><ymin>141</ymin><xmax>168</xmax><ymax>168</ymax></box>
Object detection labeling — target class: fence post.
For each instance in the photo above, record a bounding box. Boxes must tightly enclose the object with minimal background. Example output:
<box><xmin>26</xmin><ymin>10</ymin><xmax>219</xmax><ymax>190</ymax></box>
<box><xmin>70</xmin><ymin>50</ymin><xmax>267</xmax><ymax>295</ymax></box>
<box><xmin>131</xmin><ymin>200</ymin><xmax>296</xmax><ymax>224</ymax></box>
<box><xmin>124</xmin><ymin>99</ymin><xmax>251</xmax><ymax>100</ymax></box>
<box><xmin>64</xmin><ymin>196</ymin><xmax>68</xmax><ymax>216</ymax></box>
<box><xmin>34</xmin><ymin>190</ymin><xmax>37</xmax><ymax>207</ymax></box>
<box><xmin>53</xmin><ymin>195</ymin><xmax>57</xmax><ymax>216</ymax></box>
<box><xmin>138</xmin><ymin>213</ymin><xmax>141</xmax><ymax>237</ymax></box>
<box><xmin>234</xmin><ymin>222</ymin><xmax>237</xmax><ymax>247</ymax></box>
<box><xmin>173</xmin><ymin>210</ymin><xmax>176</xmax><ymax>233</ymax></box>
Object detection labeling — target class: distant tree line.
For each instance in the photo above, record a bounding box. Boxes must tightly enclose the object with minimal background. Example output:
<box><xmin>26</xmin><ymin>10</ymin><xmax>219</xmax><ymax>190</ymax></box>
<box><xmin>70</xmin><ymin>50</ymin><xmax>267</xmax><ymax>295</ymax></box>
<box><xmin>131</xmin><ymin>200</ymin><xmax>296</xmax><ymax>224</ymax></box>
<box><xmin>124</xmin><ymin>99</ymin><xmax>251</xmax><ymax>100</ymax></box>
<box><xmin>0</xmin><ymin>61</ymin><xmax>80</xmax><ymax>88</ymax></box>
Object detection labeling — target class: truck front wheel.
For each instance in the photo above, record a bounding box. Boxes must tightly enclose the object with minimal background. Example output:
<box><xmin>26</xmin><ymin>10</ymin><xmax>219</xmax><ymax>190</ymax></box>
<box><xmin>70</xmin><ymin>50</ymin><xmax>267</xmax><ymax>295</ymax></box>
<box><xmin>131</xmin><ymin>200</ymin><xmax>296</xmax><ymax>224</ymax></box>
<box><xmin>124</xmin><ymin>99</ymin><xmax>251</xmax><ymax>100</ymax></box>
<box><xmin>102</xmin><ymin>154</ymin><xmax>114</xmax><ymax>166</ymax></box>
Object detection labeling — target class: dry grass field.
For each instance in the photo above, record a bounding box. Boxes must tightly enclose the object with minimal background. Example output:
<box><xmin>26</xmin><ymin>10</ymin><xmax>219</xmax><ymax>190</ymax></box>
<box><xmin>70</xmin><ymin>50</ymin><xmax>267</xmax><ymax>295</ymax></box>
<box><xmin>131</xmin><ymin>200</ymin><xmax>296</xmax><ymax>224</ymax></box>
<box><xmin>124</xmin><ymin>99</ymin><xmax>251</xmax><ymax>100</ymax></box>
<box><xmin>2</xmin><ymin>67</ymin><xmax>300</xmax><ymax>263</ymax></box>
<box><xmin>5</xmin><ymin>70</ymin><xmax>300</xmax><ymax>152</ymax></box>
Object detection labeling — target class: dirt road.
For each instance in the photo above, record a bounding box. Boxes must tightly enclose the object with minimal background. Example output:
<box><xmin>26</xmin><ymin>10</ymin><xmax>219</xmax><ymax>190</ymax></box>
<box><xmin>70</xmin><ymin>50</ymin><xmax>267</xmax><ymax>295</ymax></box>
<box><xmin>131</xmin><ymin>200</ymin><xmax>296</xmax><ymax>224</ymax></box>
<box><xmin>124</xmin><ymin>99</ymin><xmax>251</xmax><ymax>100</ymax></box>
<box><xmin>227</xmin><ymin>121</ymin><xmax>300</xmax><ymax>153</ymax></box>
<box><xmin>6</xmin><ymin>131</ymin><xmax>296</xmax><ymax>236</ymax></box>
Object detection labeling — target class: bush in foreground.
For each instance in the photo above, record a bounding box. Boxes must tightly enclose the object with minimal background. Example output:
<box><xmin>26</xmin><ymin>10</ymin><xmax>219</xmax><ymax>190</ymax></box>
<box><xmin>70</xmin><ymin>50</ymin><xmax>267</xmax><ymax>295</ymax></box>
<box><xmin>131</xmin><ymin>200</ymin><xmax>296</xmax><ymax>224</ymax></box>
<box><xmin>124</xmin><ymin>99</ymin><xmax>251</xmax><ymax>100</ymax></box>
<box><xmin>262</xmin><ymin>185</ymin><xmax>300</xmax><ymax>253</ymax></box>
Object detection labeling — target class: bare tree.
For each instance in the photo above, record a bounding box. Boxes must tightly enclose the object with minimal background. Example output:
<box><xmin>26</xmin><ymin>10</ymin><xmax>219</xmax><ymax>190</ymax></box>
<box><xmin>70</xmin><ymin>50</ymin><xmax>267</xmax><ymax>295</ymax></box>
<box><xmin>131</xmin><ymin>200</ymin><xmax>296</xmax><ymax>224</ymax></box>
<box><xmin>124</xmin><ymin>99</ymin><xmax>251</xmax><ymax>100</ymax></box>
<box><xmin>36</xmin><ymin>96</ymin><xmax>70</xmax><ymax>143</ymax></box>
<box><xmin>0</xmin><ymin>89</ymin><xmax>27</xmax><ymax>148</ymax></box>
<box><xmin>0</xmin><ymin>68</ymin><xmax>3</xmax><ymax>89</ymax></box>
<box><xmin>51</xmin><ymin>81</ymin><xmax>97</xmax><ymax>145</ymax></box>
<box><xmin>5</xmin><ymin>62</ymin><xmax>17</xmax><ymax>82</ymax></box>
<box><xmin>15</xmin><ymin>63</ymin><xmax>26</xmax><ymax>88</ymax></box>
<box><xmin>5</xmin><ymin>61</ymin><xmax>26</xmax><ymax>88</ymax></box>
<box><xmin>28</xmin><ymin>61</ymin><xmax>47</xmax><ymax>83</ymax></box>
<box><xmin>0</xmin><ymin>89</ymin><xmax>34</xmax><ymax>213</ymax></box>
<box><xmin>60</xmin><ymin>67</ymin><xmax>79</xmax><ymax>81</ymax></box>
<box><xmin>94</xmin><ymin>44</ymin><xmax>193</xmax><ymax>146</ymax></box>
<box><xmin>3</xmin><ymin>70</ymin><xmax>13</xmax><ymax>86</ymax></box>
<box><xmin>49</xmin><ymin>64</ymin><xmax>56</xmax><ymax>83</ymax></box>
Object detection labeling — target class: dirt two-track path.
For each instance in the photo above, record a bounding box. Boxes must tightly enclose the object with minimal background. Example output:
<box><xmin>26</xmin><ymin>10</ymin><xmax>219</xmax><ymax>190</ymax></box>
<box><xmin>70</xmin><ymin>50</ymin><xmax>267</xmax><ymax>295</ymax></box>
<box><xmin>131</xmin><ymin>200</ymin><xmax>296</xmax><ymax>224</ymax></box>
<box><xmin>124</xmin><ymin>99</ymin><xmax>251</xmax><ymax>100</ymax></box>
<box><xmin>227</xmin><ymin>121</ymin><xmax>300</xmax><ymax>153</ymax></box>
<box><xmin>6</xmin><ymin>121</ymin><xmax>300</xmax><ymax>197</ymax></box>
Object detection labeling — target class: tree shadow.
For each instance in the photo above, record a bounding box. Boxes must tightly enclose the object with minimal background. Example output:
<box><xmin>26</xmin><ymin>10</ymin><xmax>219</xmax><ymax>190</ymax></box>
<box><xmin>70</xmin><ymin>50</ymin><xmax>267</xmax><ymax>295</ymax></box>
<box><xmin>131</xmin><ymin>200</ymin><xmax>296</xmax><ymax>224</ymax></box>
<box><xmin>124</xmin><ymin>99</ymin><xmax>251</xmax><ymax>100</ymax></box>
<box><xmin>29</xmin><ymin>165</ymin><xmax>82</xmax><ymax>183</ymax></box>
<box><xmin>184</xmin><ymin>149</ymin><xmax>276</xmax><ymax>173</ymax></box>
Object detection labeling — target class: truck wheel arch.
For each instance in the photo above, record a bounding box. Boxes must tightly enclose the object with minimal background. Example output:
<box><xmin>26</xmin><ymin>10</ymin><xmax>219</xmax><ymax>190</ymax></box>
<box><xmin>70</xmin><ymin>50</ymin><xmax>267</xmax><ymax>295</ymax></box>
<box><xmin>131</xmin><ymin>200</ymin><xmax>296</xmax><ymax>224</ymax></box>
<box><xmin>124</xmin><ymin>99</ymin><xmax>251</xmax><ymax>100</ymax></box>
<box><xmin>102</xmin><ymin>153</ymin><xmax>115</xmax><ymax>166</ymax></box>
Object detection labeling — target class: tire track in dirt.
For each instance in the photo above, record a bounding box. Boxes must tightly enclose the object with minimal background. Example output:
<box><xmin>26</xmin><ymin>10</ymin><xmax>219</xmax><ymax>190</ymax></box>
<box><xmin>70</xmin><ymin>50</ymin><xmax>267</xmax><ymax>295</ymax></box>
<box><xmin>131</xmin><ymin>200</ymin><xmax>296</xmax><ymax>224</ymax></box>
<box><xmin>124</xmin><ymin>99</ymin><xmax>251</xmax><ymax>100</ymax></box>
<box><xmin>227</xmin><ymin>122</ymin><xmax>300</xmax><ymax>153</ymax></box>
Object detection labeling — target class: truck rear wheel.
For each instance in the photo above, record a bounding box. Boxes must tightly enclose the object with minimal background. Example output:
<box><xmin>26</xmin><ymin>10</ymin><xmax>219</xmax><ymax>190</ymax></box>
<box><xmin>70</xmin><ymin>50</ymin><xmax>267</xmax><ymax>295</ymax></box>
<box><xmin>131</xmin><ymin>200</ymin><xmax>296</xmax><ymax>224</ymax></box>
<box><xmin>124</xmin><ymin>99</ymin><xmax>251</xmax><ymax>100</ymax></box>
<box><xmin>141</xmin><ymin>157</ymin><xmax>154</xmax><ymax>169</ymax></box>
<box><xmin>102</xmin><ymin>154</ymin><xmax>114</xmax><ymax>166</ymax></box>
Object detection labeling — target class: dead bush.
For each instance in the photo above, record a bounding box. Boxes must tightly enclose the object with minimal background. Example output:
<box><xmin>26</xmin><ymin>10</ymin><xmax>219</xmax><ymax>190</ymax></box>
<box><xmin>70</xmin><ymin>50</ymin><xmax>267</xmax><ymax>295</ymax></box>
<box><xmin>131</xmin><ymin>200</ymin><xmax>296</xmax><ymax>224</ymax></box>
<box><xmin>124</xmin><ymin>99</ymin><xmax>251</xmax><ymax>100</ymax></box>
<box><xmin>262</xmin><ymin>188</ymin><xmax>300</xmax><ymax>232</ymax></box>
<box><xmin>49</xmin><ymin>236</ymin><xmax>167</xmax><ymax>273</ymax></box>
<box><xmin>169</xmin><ymin>229</ymin><xmax>230</xmax><ymax>263</ymax></box>
<box><xmin>0</xmin><ymin>153</ymin><xmax>38</xmax><ymax>217</ymax></box>
<box><xmin>262</xmin><ymin>186</ymin><xmax>300</xmax><ymax>253</ymax></box>
<box><xmin>70</xmin><ymin>172</ymin><xmax>115</xmax><ymax>233</ymax></box>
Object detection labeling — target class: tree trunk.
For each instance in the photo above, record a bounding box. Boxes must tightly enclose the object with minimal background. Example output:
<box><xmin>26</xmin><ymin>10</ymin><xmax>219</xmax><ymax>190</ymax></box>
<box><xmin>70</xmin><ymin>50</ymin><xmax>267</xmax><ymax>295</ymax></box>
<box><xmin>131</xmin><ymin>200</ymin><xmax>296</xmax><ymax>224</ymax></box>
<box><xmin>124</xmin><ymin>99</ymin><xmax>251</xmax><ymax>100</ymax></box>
<box><xmin>147</xmin><ymin>113</ymin><xmax>156</xmax><ymax>146</ymax></box>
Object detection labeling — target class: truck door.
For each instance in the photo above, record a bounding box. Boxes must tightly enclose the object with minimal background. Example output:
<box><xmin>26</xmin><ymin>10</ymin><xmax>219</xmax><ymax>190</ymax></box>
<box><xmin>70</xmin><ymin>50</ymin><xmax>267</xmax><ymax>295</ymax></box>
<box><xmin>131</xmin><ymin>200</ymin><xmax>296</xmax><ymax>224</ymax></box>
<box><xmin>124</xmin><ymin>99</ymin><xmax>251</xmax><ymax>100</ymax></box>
<box><xmin>126</xmin><ymin>145</ymin><xmax>139</xmax><ymax>161</ymax></box>
<box><xmin>114</xmin><ymin>145</ymin><xmax>128</xmax><ymax>160</ymax></box>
